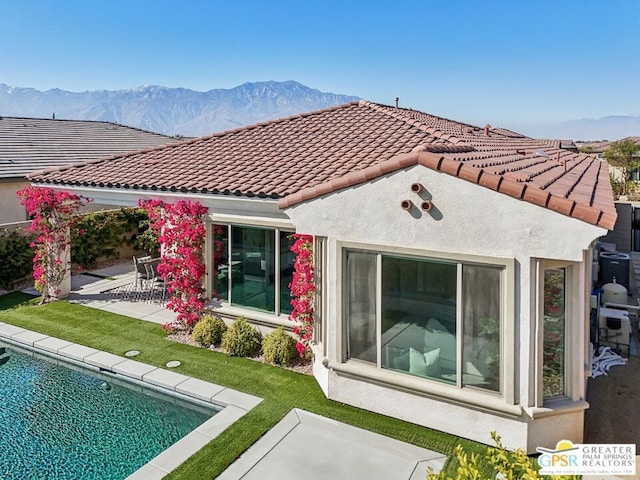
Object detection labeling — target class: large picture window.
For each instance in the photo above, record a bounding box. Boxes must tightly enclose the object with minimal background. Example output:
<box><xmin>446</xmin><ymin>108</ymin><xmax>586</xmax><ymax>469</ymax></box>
<box><xmin>213</xmin><ymin>224</ymin><xmax>295</xmax><ymax>315</ymax></box>
<box><xmin>345</xmin><ymin>250</ymin><xmax>502</xmax><ymax>392</ymax></box>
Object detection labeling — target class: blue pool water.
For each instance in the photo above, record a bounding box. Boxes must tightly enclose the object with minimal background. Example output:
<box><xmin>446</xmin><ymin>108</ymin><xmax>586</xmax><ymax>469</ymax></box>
<box><xmin>0</xmin><ymin>343</ymin><xmax>215</xmax><ymax>480</ymax></box>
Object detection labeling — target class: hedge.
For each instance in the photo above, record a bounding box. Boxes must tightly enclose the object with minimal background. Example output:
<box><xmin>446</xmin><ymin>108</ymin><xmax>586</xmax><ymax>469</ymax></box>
<box><xmin>0</xmin><ymin>228</ymin><xmax>34</xmax><ymax>290</ymax></box>
<box><xmin>71</xmin><ymin>208</ymin><xmax>152</xmax><ymax>268</ymax></box>
<box><xmin>0</xmin><ymin>207</ymin><xmax>157</xmax><ymax>289</ymax></box>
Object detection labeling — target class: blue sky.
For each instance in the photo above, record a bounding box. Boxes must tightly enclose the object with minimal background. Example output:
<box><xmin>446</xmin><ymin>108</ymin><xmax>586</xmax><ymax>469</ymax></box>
<box><xmin>1</xmin><ymin>0</ymin><xmax>638</xmax><ymax>134</ymax></box>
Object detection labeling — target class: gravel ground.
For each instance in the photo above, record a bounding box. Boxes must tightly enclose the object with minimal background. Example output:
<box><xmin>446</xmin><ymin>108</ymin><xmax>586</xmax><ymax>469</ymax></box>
<box><xmin>167</xmin><ymin>331</ymin><xmax>313</xmax><ymax>375</ymax></box>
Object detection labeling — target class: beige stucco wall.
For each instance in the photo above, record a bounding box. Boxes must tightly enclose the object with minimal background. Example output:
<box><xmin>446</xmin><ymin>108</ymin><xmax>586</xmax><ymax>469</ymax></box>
<box><xmin>0</xmin><ymin>179</ymin><xmax>29</xmax><ymax>225</ymax></box>
<box><xmin>285</xmin><ymin>165</ymin><xmax>606</xmax><ymax>452</ymax></box>
<box><xmin>46</xmin><ymin>173</ymin><xmax>609</xmax><ymax>451</ymax></box>
<box><xmin>0</xmin><ymin>181</ymin><xmax>115</xmax><ymax>226</ymax></box>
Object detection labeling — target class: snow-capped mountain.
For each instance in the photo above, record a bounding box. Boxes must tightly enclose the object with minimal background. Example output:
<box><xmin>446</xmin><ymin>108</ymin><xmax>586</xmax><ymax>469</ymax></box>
<box><xmin>0</xmin><ymin>81</ymin><xmax>360</xmax><ymax>137</ymax></box>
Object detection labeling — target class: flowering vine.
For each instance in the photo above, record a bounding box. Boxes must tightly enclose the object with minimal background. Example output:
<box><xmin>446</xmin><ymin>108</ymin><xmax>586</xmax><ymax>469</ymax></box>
<box><xmin>288</xmin><ymin>234</ymin><xmax>315</xmax><ymax>356</ymax></box>
<box><xmin>17</xmin><ymin>186</ymin><xmax>86</xmax><ymax>304</ymax></box>
<box><xmin>139</xmin><ymin>199</ymin><xmax>208</xmax><ymax>332</ymax></box>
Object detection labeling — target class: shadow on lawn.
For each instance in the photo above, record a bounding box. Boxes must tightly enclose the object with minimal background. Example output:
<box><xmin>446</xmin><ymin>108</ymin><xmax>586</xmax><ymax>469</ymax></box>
<box><xmin>0</xmin><ymin>292</ymin><xmax>39</xmax><ymax>310</ymax></box>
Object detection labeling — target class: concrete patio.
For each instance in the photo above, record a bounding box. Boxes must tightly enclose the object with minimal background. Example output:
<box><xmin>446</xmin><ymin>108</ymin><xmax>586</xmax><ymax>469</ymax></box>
<box><xmin>64</xmin><ymin>261</ymin><xmax>178</xmax><ymax>325</ymax></box>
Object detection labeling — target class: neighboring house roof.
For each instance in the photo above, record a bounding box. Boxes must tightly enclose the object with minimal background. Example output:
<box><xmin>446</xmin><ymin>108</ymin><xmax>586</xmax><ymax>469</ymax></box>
<box><xmin>28</xmin><ymin>101</ymin><xmax>616</xmax><ymax>229</ymax></box>
<box><xmin>577</xmin><ymin>137</ymin><xmax>640</xmax><ymax>154</ymax></box>
<box><xmin>539</xmin><ymin>139</ymin><xmax>578</xmax><ymax>152</ymax></box>
<box><xmin>0</xmin><ymin>116</ymin><xmax>183</xmax><ymax>179</ymax></box>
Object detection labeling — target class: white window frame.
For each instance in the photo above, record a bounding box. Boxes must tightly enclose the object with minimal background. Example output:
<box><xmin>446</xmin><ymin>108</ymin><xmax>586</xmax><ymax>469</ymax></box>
<box><xmin>534</xmin><ymin>259</ymin><xmax>580</xmax><ymax>408</ymax></box>
<box><xmin>204</xmin><ymin>216</ymin><xmax>297</xmax><ymax>327</ymax></box>
<box><xmin>334</xmin><ymin>241</ymin><xmax>516</xmax><ymax>410</ymax></box>
<box><xmin>313</xmin><ymin>236</ymin><xmax>327</xmax><ymax>352</ymax></box>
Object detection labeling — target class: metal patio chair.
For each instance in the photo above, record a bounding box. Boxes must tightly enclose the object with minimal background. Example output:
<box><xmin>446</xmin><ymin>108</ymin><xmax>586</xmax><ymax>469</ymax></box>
<box><xmin>144</xmin><ymin>259</ymin><xmax>166</xmax><ymax>304</ymax></box>
<box><xmin>127</xmin><ymin>255</ymin><xmax>152</xmax><ymax>299</ymax></box>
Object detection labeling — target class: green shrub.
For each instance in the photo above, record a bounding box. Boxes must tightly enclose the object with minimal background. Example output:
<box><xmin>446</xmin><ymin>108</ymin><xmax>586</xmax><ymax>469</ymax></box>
<box><xmin>71</xmin><ymin>208</ymin><xmax>151</xmax><ymax>268</ymax></box>
<box><xmin>0</xmin><ymin>228</ymin><xmax>34</xmax><ymax>290</ymax></box>
<box><xmin>135</xmin><ymin>210</ymin><xmax>160</xmax><ymax>255</ymax></box>
<box><xmin>262</xmin><ymin>327</ymin><xmax>297</xmax><ymax>365</ymax></box>
<box><xmin>428</xmin><ymin>432</ymin><xmax>579</xmax><ymax>480</ymax></box>
<box><xmin>192</xmin><ymin>313</ymin><xmax>227</xmax><ymax>347</ymax></box>
<box><xmin>221</xmin><ymin>316</ymin><xmax>262</xmax><ymax>357</ymax></box>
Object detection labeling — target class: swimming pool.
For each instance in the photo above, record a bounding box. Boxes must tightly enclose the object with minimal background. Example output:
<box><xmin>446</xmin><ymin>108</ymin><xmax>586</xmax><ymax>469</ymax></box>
<box><xmin>0</xmin><ymin>342</ymin><xmax>216</xmax><ymax>480</ymax></box>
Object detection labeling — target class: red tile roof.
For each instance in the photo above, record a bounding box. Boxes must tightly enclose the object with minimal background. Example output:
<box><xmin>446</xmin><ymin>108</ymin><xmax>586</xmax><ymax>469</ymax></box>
<box><xmin>28</xmin><ymin>101</ymin><xmax>616</xmax><ymax>229</ymax></box>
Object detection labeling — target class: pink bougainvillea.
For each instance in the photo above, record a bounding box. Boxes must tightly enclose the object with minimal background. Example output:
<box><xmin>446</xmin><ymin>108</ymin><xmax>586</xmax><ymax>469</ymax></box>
<box><xmin>139</xmin><ymin>199</ymin><xmax>208</xmax><ymax>332</ymax></box>
<box><xmin>288</xmin><ymin>234</ymin><xmax>315</xmax><ymax>356</ymax></box>
<box><xmin>17</xmin><ymin>186</ymin><xmax>86</xmax><ymax>304</ymax></box>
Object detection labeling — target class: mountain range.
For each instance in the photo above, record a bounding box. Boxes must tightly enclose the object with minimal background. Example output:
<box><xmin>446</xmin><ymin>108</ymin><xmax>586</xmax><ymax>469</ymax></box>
<box><xmin>520</xmin><ymin>115</ymin><xmax>640</xmax><ymax>142</ymax></box>
<box><xmin>0</xmin><ymin>81</ymin><xmax>636</xmax><ymax>141</ymax></box>
<box><xmin>0</xmin><ymin>81</ymin><xmax>360</xmax><ymax>137</ymax></box>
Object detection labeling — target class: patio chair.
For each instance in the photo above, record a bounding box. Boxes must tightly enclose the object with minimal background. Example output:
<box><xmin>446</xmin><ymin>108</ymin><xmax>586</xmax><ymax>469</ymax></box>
<box><xmin>145</xmin><ymin>259</ymin><xmax>166</xmax><ymax>304</ymax></box>
<box><xmin>131</xmin><ymin>255</ymin><xmax>152</xmax><ymax>298</ymax></box>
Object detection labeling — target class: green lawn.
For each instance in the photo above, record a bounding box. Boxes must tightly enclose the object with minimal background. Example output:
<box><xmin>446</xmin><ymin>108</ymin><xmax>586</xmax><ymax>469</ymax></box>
<box><xmin>0</xmin><ymin>293</ymin><xmax>486</xmax><ymax>478</ymax></box>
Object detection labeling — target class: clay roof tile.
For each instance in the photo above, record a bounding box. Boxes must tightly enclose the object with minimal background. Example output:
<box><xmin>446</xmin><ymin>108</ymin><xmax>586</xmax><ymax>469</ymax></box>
<box><xmin>29</xmin><ymin>100</ymin><xmax>616</xmax><ymax>229</ymax></box>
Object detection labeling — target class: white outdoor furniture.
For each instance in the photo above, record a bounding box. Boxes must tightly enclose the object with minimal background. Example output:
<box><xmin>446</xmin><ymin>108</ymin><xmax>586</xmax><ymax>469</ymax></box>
<box><xmin>599</xmin><ymin>307</ymin><xmax>631</xmax><ymax>356</ymax></box>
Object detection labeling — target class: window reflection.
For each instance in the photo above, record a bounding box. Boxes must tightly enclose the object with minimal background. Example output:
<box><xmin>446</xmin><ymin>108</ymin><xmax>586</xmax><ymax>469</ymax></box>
<box><xmin>345</xmin><ymin>250</ymin><xmax>502</xmax><ymax>392</ymax></box>
<box><xmin>543</xmin><ymin>268</ymin><xmax>566</xmax><ymax>398</ymax></box>
<box><xmin>213</xmin><ymin>225</ymin><xmax>294</xmax><ymax>315</ymax></box>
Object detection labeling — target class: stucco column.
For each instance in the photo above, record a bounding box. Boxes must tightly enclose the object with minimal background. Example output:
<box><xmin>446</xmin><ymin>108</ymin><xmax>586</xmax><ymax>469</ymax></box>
<box><xmin>44</xmin><ymin>223</ymin><xmax>71</xmax><ymax>301</ymax></box>
<box><xmin>58</xmin><ymin>240</ymin><xmax>71</xmax><ymax>299</ymax></box>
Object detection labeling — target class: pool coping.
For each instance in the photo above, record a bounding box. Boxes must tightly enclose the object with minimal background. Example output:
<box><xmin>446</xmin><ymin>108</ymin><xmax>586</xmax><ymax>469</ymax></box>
<box><xmin>0</xmin><ymin>321</ymin><xmax>263</xmax><ymax>480</ymax></box>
